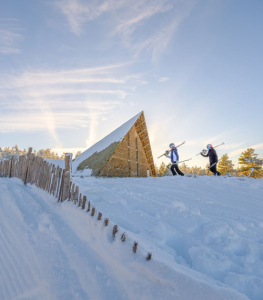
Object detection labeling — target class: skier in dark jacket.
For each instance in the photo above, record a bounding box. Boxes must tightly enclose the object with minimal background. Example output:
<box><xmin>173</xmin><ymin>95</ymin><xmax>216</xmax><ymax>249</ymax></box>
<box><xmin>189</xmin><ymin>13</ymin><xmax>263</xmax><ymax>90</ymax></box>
<box><xmin>201</xmin><ymin>144</ymin><xmax>221</xmax><ymax>176</ymax></box>
<box><xmin>165</xmin><ymin>143</ymin><xmax>184</xmax><ymax>176</ymax></box>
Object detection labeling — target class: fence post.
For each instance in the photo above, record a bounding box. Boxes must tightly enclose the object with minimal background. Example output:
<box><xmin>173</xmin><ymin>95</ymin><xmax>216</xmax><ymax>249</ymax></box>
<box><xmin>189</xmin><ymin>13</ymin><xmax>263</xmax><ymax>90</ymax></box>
<box><xmin>27</xmin><ymin>153</ymin><xmax>35</xmax><ymax>184</ymax></box>
<box><xmin>78</xmin><ymin>193</ymin><xmax>82</xmax><ymax>207</ymax></box>
<box><xmin>87</xmin><ymin>201</ymin><xmax>91</xmax><ymax>212</ymax></box>
<box><xmin>112</xmin><ymin>225</ymin><xmax>118</xmax><ymax>239</ymax></box>
<box><xmin>133</xmin><ymin>241</ymin><xmax>138</xmax><ymax>253</ymax></box>
<box><xmin>146</xmin><ymin>253</ymin><xmax>152</xmax><ymax>261</ymax></box>
<box><xmin>70</xmin><ymin>183</ymin><xmax>75</xmax><ymax>201</ymax></box>
<box><xmin>57</xmin><ymin>154</ymin><xmax>71</xmax><ymax>202</ymax></box>
<box><xmin>74</xmin><ymin>186</ymin><xmax>79</xmax><ymax>204</ymax></box>
<box><xmin>62</xmin><ymin>171</ymin><xmax>70</xmax><ymax>201</ymax></box>
<box><xmin>58</xmin><ymin>169</ymin><xmax>65</xmax><ymax>201</ymax></box>
<box><xmin>65</xmin><ymin>153</ymin><xmax>72</xmax><ymax>180</ymax></box>
<box><xmin>91</xmin><ymin>207</ymin><xmax>96</xmax><ymax>216</ymax></box>
<box><xmin>9</xmin><ymin>156</ymin><xmax>14</xmax><ymax>178</ymax></box>
<box><xmin>82</xmin><ymin>195</ymin><xmax>86</xmax><ymax>209</ymax></box>
<box><xmin>56</xmin><ymin>168</ymin><xmax>62</xmax><ymax>198</ymax></box>
<box><xmin>23</xmin><ymin>147</ymin><xmax>32</xmax><ymax>185</ymax></box>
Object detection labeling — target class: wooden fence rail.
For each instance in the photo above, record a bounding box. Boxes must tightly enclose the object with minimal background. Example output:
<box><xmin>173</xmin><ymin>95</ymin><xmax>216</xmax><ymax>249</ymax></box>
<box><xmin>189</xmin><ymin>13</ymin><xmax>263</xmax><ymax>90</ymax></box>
<box><xmin>0</xmin><ymin>148</ymin><xmax>152</xmax><ymax>261</ymax></box>
<box><xmin>0</xmin><ymin>149</ymin><xmax>69</xmax><ymax>201</ymax></box>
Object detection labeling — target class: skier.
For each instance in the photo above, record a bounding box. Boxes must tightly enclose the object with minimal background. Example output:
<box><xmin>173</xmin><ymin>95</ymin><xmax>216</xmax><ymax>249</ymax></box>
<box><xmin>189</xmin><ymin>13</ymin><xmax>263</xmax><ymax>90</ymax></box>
<box><xmin>201</xmin><ymin>144</ymin><xmax>221</xmax><ymax>176</ymax></box>
<box><xmin>165</xmin><ymin>143</ymin><xmax>184</xmax><ymax>176</ymax></box>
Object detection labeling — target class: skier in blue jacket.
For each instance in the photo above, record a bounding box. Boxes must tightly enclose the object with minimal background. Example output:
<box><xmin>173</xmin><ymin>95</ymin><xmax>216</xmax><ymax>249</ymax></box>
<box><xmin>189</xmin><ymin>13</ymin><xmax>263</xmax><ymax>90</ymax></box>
<box><xmin>165</xmin><ymin>143</ymin><xmax>184</xmax><ymax>176</ymax></box>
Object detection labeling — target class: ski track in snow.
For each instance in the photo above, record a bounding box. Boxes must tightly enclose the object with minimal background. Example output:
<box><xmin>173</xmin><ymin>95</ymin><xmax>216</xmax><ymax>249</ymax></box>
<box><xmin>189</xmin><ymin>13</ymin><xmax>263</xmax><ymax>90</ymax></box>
<box><xmin>74</xmin><ymin>175</ymin><xmax>263</xmax><ymax>300</ymax></box>
<box><xmin>0</xmin><ymin>176</ymin><xmax>262</xmax><ymax>300</ymax></box>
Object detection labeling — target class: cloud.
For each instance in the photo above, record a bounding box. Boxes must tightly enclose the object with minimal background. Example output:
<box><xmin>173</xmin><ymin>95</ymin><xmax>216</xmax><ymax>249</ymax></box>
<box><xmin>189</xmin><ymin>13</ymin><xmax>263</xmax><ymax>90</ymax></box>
<box><xmin>0</xmin><ymin>63</ymin><xmax>144</xmax><ymax>144</ymax></box>
<box><xmin>55</xmin><ymin>0</ymin><xmax>196</xmax><ymax>59</ymax></box>
<box><xmin>204</xmin><ymin>133</ymin><xmax>225</xmax><ymax>145</ymax></box>
<box><xmin>0</xmin><ymin>19</ymin><xmax>23</xmax><ymax>54</ymax></box>
<box><xmin>228</xmin><ymin>143</ymin><xmax>263</xmax><ymax>157</ymax></box>
<box><xmin>55</xmin><ymin>0</ymin><xmax>129</xmax><ymax>35</ymax></box>
<box><xmin>221</xmin><ymin>142</ymin><xmax>245</xmax><ymax>150</ymax></box>
<box><xmin>159</xmin><ymin>77</ymin><xmax>169</xmax><ymax>82</ymax></box>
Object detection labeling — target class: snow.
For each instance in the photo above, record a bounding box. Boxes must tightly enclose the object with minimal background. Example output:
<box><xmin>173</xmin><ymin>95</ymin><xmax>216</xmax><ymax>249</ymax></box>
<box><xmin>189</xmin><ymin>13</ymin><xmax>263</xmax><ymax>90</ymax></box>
<box><xmin>1</xmin><ymin>176</ymin><xmax>263</xmax><ymax>300</ymax></box>
<box><xmin>72</xmin><ymin>112</ymin><xmax>142</xmax><ymax>174</ymax></box>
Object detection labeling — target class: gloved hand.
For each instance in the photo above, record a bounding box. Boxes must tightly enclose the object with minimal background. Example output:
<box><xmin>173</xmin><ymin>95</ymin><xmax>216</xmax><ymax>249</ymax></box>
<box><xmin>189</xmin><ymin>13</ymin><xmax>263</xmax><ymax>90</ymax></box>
<box><xmin>165</xmin><ymin>150</ymin><xmax>170</xmax><ymax>156</ymax></box>
<box><xmin>201</xmin><ymin>149</ymin><xmax>207</xmax><ymax>154</ymax></box>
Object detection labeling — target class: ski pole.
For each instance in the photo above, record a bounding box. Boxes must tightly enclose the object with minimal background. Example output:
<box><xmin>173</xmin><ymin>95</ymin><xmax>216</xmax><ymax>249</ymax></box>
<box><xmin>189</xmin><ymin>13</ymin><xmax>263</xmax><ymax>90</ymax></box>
<box><xmin>157</xmin><ymin>141</ymin><xmax>185</xmax><ymax>159</ymax></box>
<box><xmin>196</xmin><ymin>142</ymin><xmax>225</xmax><ymax>156</ymax></box>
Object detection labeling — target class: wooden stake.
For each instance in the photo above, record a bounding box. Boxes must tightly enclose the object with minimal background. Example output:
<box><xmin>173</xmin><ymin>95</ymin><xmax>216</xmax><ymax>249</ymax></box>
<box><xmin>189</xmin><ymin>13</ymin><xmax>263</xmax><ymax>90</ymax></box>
<box><xmin>87</xmin><ymin>201</ymin><xmax>91</xmax><ymax>212</ymax></box>
<box><xmin>112</xmin><ymin>225</ymin><xmax>118</xmax><ymax>238</ymax></box>
<box><xmin>146</xmin><ymin>252</ymin><xmax>152</xmax><ymax>261</ymax></box>
<box><xmin>68</xmin><ymin>181</ymin><xmax>72</xmax><ymax>201</ymax></box>
<box><xmin>91</xmin><ymin>207</ymin><xmax>96</xmax><ymax>216</ymax></box>
<box><xmin>64</xmin><ymin>154</ymin><xmax>70</xmax><ymax>171</ymax></box>
<box><xmin>82</xmin><ymin>195</ymin><xmax>86</xmax><ymax>210</ymax></box>
<box><xmin>73</xmin><ymin>185</ymin><xmax>79</xmax><ymax>204</ymax></box>
<box><xmin>97</xmin><ymin>212</ymin><xmax>102</xmax><ymax>220</ymax></box>
<box><xmin>133</xmin><ymin>241</ymin><xmax>138</xmax><ymax>253</ymax></box>
<box><xmin>58</xmin><ymin>169</ymin><xmax>65</xmax><ymax>202</ymax></box>
<box><xmin>9</xmin><ymin>156</ymin><xmax>14</xmax><ymax>178</ymax></box>
<box><xmin>62</xmin><ymin>171</ymin><xmax>70</xmax><ymax>202</ymax></box>
<box><xmin>70</xmin><ymin>183</ymin><xmax>75</xmax><ymax>201</ymax></box>
<box><xmin>121</xmin><ymin>232</ymin><xmax>126</xmax><ymax>242</ymax></box>
<box><xmin>78</xmin><ymin>193</ymin><xmax>82</xmax><ymax>207</ymax></box>
<box><xmin>104</xmin><ymin>218</ymin><xmax>109</xmax><ymax>226</ymax></box>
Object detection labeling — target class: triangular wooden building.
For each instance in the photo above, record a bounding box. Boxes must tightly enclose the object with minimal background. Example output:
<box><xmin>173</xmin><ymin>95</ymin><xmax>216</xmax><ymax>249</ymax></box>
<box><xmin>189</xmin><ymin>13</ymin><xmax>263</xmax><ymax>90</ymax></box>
<box><xmin>72</xmin><ymin>111</ymin><xmax>156</xmax><ymax>177</ymax></box>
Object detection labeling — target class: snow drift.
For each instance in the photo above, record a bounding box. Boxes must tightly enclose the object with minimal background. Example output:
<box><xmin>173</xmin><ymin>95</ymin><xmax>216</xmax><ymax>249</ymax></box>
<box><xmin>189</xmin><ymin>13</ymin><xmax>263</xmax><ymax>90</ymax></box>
<box><xmin>0</xmin><ymin>175</ymin><xmax>262</xmax><ymax>300</ymax></box>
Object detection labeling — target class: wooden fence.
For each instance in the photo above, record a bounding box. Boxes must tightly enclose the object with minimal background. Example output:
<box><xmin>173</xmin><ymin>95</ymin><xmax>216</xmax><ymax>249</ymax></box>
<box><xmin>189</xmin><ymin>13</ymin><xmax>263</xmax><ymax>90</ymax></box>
<box><xmin>0</xmin><ymin>148</ymin><xmax>152</xmax><ymax>260</ymax></box>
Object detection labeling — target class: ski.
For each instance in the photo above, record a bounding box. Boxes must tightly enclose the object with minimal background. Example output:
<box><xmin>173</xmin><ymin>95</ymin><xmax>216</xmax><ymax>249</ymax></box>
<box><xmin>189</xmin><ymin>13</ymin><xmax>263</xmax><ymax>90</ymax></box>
<box><xmin>158</xmin><ymin>141</ymin><xmax>185</xmax><ymax>159</ymax></box>
<box><xmin>196</xmin><ymin>142</ymin><xmax>225</xmax><ymax>156</ymax></box>
<box><xmin>166</xmin><ymin>158</ymin><xmax>192</xmax><ymax>168</ymax></box>
<box><xmin>176</xmin><ymin>141</ymin><xmax>186</xmax><ymax>148</ymax></box>
<box><xmin>177</xmin><ymin>158</ymin><xmax>192</xmax><ymax>164</ymax></box>
<box><xmin>207</xmin><ymin>154</ymin><xmax>226</xmax><ymax>169</ymax></box>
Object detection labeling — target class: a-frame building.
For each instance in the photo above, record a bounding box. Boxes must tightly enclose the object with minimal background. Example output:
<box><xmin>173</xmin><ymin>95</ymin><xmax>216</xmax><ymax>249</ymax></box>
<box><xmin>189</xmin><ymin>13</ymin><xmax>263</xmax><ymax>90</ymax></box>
<box><xmin>72</xmin><ymin>111</ymin><xmax>156</xmax><ymax>177</ymax></box>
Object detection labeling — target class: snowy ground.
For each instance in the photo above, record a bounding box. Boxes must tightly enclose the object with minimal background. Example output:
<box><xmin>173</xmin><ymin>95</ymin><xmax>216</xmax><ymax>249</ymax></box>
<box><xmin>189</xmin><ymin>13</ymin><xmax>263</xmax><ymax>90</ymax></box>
<box><xmin>0</xmin><ymin>176</ymin><xmax>262</xmax><ymax>300</ymax></box>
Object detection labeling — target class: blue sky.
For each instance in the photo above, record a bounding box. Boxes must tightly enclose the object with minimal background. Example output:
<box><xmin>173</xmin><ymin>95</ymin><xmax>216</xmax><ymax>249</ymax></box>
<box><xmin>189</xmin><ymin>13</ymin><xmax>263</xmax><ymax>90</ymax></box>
<box><xmin>1</xmin><ymin>0</ymin><xmax>262</xmax><ymax>168</ymax></box>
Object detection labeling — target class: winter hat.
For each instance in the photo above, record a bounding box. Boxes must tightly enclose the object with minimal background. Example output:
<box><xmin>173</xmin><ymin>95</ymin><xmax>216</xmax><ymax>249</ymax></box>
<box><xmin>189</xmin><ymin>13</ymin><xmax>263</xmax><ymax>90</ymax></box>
<box><xmin>169</xmin><ymin>143</ymin><xmax>175</xmax><ymax>148</ymax></box>
<box><xmin>206</xmin><ymin>144</ymin><xmax>212</xmax><ymax>149</ymax></box>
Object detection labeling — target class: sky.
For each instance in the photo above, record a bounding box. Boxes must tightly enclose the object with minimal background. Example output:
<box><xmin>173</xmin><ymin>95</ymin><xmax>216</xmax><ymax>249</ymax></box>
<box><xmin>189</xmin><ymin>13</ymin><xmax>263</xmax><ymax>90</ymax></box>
<box><xmin>1</xmin><ymin>0</ymin><xmax>263</xmax><ymax>168</ymax></box>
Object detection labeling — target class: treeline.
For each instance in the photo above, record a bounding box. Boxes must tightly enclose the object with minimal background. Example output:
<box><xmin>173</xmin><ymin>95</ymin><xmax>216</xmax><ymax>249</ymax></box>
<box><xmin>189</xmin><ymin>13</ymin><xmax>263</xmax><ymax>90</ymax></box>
<box><xmin>0</xmin><ymin>145</ymin><xmax>82</xmax><ymax>161</ymax></box>
<box><xmin>156</xmin><ymin>148</ymin><xmax>263</xmax><ymax>179</ymax></box>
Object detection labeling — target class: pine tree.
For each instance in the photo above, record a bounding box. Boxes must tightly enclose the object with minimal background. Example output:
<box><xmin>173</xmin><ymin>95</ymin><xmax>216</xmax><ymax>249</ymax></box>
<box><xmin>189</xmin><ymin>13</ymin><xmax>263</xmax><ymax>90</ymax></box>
<box><xmin>218</xmin><ymin>154</ymin><xmax>234</xmax><ymax>176</ymax></box>
<box><xmin>188</xmin><ymin>166</ymin><xmax>205</xmax><ymax>175</ymax></box>
<box><xmin>180</xmin><ymin>163</ymin><xmax>190</xmax><ymax>174</ymax></box>
<box><xmin>37</xmin><ymin>149</ymin><xmax>61</xmax><ymax>159</ymax></box>
<box><xmin>157</xmin><ymin>162</ymin><xmax>166</xmax><ymax>176</ymax></box>
<box><xmin>0</xmin><ymin>145</ymin><xmax>64</xmax><ymax>161</ymax></box>
<box><xmin>238</xmin><ymin>148</ymin><xmax>263</xmax><ymax>178</ymax></box>
<box><xmin>154</xmin><ymin>164</ymin><xmax>160</xmax><ymax>176</ymax></box>
<box><xmin>74</xmin><ymin>151</ymin><xmax>82</xmax><ymax>159</ymax></box>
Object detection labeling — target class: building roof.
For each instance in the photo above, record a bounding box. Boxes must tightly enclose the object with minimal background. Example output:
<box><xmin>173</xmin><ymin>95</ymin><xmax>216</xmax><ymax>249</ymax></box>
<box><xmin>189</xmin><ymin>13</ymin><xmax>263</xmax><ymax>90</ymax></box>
<box><xmin>72</xmin><ymin>112</ymin><xmax>143</xmax><ymax>176</ymax></box>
